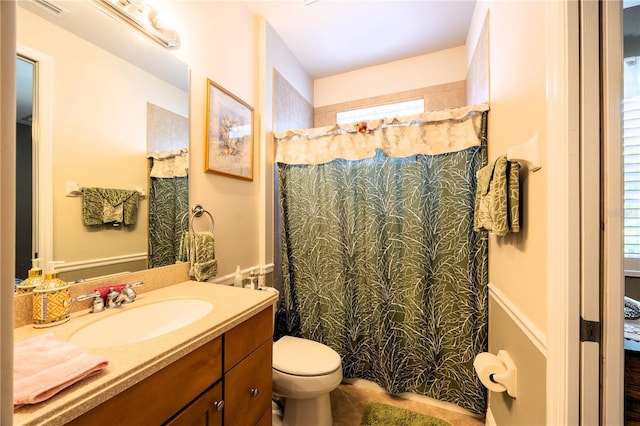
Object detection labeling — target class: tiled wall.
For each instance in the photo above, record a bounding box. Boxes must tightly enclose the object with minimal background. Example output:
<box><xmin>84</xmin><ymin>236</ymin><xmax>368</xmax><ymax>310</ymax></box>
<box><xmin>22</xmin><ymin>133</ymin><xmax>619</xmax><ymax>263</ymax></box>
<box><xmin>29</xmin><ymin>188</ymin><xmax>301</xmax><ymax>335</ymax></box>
<box><xmin>147</xmin><ymin>103</ymin><xmax>189</xmax><ymax>153</ymax></box>
<box><xmin>272</xmin><ymin>69</ymin><xmax>313</xmax><ymax>133</ymax></box>
<box><xmin>272</xmin><ymin>69</ymin><xmax>313</xmax><ymax>291</ymax></box>
<box><xmin>466</xmin><ymin>13</ymin><xmax>489</xmax><ymax>106</ymax></box>
<box><xmin>313</xmin><ymin>81</ymin><xmax>466</xmax><ymax>127</ymax></box>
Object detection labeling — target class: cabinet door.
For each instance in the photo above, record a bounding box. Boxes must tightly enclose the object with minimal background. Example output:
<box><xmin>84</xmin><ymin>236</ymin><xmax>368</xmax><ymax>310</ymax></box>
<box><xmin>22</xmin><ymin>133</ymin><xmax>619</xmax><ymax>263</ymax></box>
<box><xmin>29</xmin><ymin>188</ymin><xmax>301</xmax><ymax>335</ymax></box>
<box><xmin>255</xmin><ymin>407</ymin><xmax>272</xmax><ymax>426</ymax></box>
<box><xmin>224</xmin><ymin>341</ymin><xmax>272</xmax><ymax>426</ymax></box>
<box><xmin>224</xmin><ymin>305</ymin><xmax>272</xmax><ymax>372</ymax></box>
<box><xmin>67</xmin><ymin>337</ymin><xmax>222</xmax><ymax>426</ymax></box>
<box><xmin>164</xmin><ymin>382</ymin><xmax>223</xmax><ymax>426</ymax></box>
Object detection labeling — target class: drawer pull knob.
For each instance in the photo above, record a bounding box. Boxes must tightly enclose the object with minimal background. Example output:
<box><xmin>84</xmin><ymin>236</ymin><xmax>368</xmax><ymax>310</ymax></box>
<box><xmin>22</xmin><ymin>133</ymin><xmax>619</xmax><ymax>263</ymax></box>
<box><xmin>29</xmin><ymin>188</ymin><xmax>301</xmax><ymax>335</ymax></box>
<box><xmin>213</xmin><ymin>400</ymin><xmax>225</xmax><ymax>411</ymax></box>
<box><xmin>250</xmin><ymin>388</ymin><xmax>260</xmax><ymax>397</ymax></box>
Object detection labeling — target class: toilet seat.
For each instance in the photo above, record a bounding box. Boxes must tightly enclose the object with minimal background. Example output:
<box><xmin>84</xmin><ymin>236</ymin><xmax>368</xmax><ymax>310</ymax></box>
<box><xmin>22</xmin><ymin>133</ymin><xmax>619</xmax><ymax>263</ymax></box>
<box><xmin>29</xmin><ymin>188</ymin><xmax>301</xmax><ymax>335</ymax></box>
<box><xmin>273</xmin><ymin>336</ymin><xmax>341</xmax><ymax>376</ymax></box>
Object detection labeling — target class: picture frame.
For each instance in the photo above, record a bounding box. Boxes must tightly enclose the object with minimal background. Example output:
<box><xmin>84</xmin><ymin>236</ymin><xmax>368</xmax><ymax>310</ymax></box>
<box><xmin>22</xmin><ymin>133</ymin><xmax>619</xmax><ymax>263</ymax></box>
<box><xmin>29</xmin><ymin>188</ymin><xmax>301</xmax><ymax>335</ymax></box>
<box><xmin>205</xmin><ymin>78</ymin><xmax>254</xmax><ymax>181</ymax></box>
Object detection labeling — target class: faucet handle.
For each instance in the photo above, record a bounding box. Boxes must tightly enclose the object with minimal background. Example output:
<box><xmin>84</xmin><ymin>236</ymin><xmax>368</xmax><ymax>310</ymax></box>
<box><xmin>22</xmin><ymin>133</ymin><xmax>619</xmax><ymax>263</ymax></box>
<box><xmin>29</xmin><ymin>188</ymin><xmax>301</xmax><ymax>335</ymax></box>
<box><xmin>121</xmin><ymin>284</ymin><xmax>137</xmax><ymax>303</ymax></box>
<box><xmin>73</xmin><ymin>290</ymin><xmax>101</xmax><ymax>302</ymax></box>
<box><xmin>123</xmin><ymin>281</ymin><xmax>144</xmax><ymax>302</ymax></box>
<box><xmin>107</xmin><ymin>287</ymin><xmax>123</xmax><ymax>308</ymax></box>
<box><xmin>71</xmin><ymin>291</ymin><xmax>105</xmax><ymax>313</ymax></box>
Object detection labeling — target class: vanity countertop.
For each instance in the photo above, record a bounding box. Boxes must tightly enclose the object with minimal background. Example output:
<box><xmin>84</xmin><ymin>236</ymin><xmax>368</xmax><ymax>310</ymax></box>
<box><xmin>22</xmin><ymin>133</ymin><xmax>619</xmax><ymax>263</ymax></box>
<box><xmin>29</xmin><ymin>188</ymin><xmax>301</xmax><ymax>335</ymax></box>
<box><xmin>13</xmin><ymin>281</ymin><xmax>277</xmax><ymax>426</ymax></box>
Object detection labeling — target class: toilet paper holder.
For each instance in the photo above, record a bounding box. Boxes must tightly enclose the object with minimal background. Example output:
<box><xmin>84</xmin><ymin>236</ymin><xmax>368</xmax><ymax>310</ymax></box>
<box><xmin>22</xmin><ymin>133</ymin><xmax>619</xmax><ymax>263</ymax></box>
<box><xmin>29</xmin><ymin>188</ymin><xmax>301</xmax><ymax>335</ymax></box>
<box><xmin>474</xmin><ymin>350</ymin><xmax>517</xmax><ymax>398</ymax></box>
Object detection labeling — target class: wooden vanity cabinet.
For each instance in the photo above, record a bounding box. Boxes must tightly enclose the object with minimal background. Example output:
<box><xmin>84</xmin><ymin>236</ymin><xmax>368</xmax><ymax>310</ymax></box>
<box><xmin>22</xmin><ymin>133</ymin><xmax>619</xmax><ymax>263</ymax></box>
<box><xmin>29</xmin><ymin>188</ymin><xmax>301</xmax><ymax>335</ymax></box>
<box><xmin>68</xmin><ymin>337</ymin><xmax>223</xmax><ymax>426</ymax></box>
<box><xmin>67</xmin><ymin>305</ymin><xmax>273</xmax><ymax>426</ymax></box>
<box><xmin>166</xmin><ymin>305</ymin><xmax>273</xmax><ymax>426</ymax></box>
<box><xmin>164</xmin><ymin>382</ymin><xmax>223</xmax><ymax>426</ymax></box>
<box><xmin>223</xmin><ymin>305</ymin><xmax>273</xmax><ymax>426</ymax></box>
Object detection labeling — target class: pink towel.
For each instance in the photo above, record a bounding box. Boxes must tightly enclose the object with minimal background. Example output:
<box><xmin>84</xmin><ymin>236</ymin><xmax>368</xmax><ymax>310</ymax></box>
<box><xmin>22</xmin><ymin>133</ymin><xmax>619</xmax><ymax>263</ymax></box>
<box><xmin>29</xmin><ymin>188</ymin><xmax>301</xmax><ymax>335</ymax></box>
<box><xmin>14</xmin><ymin>333</ymin><xmax>109</xmax><ymax>408</ymax></box>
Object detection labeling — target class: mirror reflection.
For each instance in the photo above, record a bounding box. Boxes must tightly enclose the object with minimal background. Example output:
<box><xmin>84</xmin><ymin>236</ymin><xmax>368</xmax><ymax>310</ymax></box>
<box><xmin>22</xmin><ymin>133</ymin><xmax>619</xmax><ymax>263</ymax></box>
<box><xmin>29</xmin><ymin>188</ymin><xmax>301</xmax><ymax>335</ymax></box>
<box><xmin>15</xmin><ymin>0</ymin><xmax>189</xmax><ymax>290</ymax></box>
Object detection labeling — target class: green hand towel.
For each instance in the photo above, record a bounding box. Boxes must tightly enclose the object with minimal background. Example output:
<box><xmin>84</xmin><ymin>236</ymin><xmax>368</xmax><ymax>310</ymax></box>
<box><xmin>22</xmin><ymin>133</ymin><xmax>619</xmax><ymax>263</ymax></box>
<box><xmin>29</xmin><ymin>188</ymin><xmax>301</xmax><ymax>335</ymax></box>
<box><xmin>193</xmin><ymin>259</ymin><xmax>218</xmax><ymax>282</ymax></box>
<box><xmin>474</xmin><ymin>155</ymin><xmax>520</xmax><ymax>236</ymax></box>
<box><xmin>82</xmin><ymin>187</ymin><xmax>139</xmax><ymax>226</ymax></box>
<box><xmin>177</xmin><ymin>230</ymin><xmax>191</xmax><ymax>263</ymax></box>
<box><xmin>188</xmin><ymin>231</ymin><xmax>218</xmax><ymax>281</ymax></box>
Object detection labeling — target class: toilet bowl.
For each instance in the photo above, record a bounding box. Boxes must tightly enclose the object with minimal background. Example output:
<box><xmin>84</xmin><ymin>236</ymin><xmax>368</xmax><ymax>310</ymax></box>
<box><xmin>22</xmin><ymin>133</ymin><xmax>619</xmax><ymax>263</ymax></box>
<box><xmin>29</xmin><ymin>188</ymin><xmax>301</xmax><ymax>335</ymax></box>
<box><xmin>272</xmin><ymin>335</ymin><xmax>343</xmax><ymax>426</ymax></box>
<box><xmin>259</xmin><ymin>286</ymin><xmax>343</xmax><ymax>426</ymax></box>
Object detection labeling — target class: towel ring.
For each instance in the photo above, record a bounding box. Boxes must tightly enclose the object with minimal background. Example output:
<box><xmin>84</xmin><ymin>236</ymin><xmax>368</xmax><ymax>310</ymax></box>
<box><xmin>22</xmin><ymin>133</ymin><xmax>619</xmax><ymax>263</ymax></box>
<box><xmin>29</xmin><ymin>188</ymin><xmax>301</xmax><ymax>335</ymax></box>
<box><xmin>190</xmin><ymin>204</ymin><xmax>214</xmax><ymax>233</ymax></box>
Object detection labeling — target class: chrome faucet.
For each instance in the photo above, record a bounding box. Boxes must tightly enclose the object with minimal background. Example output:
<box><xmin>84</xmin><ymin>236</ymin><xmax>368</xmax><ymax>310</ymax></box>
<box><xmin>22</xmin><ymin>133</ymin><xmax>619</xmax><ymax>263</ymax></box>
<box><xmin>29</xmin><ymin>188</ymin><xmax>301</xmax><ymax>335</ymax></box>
<box><xmin>106</xmin><ymin>282</ymin><xmax>144</xmax><ymax>308</ymax></box>
<box><xmin>120</xmin><ymin>281</ymin><xmax>144</xmax><ymax>303</ymax></box>
<box><xmin>72</xmin><ymin>291</ymin><xmax>105</xmax><ymax>313</ymax></box>
<box><xmin>106</xmin><ymin>287</ymin><xmax>127</xmax><ymax>308</ymax></box>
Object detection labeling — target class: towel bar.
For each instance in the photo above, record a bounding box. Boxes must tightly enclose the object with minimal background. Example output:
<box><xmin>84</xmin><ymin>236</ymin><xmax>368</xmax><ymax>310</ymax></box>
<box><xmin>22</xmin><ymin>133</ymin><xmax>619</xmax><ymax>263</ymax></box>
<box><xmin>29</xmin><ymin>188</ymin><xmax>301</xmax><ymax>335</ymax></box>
<box><xmin>189</xmin><ymin>204</ymin><xmax>215</xmax><ymax>233</ymax></box>
<box><xmin>506</xmin><ymin>134</ymin><xmax>541</xmax><ymax>172</ymax></box>
<box><xmin>64</xmin><ymin>181</ymin><xmax>146</xmax><ymax>197</ymax></box>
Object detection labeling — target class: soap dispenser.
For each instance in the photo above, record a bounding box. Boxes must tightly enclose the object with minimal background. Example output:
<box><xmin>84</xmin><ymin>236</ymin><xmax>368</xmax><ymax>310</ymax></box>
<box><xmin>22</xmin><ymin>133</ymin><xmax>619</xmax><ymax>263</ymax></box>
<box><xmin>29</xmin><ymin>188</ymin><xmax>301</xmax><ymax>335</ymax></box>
<box><xmin>15</xmin><ymin>257</ymin><xmax>44</xmax><ymax>294</ymax></box>
<box><xmin>234</xmin><ymin>266</ymin><xmax>243</xmax><ymax>288</ymax></box>
<box><xmin>33</xmin><ymin>261</ymin><xmax>71</xmax><ymax>328</ymax></box>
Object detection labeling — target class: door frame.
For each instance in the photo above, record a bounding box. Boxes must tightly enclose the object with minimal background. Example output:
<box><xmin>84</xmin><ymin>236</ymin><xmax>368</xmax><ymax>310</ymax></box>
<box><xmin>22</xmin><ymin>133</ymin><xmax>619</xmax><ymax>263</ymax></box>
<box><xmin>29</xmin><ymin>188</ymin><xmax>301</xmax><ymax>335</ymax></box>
<box><xmin>545</xmin><ymin>0</ymin><xmax>582</xmax><ymax>423</ymax></box>
<box><xmin>600</xmin><ymin>0</ymin><xmax>624</xmax><ymax>424</ymax></box>
<box><xmin>16</xmin><ymin>43</ymin><xmax>53</xmax><ymax>270</ymax></box>
<box><xmin>579</xmin><ymin>0</ymin><xmax>602</xmax><ymax>423</ymax></box>
<box><xmin>545</xmin><ymin>1</ymin><xmax>624</xmax><ymax>424</ymax></box>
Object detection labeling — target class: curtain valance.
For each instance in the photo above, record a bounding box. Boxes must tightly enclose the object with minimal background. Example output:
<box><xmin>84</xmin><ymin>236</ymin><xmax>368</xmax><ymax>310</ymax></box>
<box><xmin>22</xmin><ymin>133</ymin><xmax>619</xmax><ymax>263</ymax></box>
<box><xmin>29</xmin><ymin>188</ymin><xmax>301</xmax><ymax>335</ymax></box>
<box><xmin>275</xmin><ymin>103</ymin><xmax>489</xmax><ymax>165</ymax></box>
<box><xmin>147</xmin><ymin>148</ymin><xmax>189</xmax><ymax>178</ymax></box>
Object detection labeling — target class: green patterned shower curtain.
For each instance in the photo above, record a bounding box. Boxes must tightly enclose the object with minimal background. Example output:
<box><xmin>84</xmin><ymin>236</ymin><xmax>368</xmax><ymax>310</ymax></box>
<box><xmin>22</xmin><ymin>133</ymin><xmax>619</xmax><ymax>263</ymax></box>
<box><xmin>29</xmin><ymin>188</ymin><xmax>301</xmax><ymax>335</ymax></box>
<box><xmin>276</xmin><ymin>107</ymin><xmax>488</xmax><ymax>415</ymax></box>
<box><xmin>148</xmin><ymin>176</ymin><xmax>188</xmax><ymax>268</ymax></box>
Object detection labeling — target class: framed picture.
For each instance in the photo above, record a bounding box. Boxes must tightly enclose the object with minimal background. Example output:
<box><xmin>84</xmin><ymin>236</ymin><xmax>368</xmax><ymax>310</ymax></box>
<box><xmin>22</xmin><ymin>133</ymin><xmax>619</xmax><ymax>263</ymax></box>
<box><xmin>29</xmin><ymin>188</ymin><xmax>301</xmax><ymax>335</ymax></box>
<box><xmin>205</xmin><ymin>79</ymin><xmax>254</xmax><ymax>180</ymax></box>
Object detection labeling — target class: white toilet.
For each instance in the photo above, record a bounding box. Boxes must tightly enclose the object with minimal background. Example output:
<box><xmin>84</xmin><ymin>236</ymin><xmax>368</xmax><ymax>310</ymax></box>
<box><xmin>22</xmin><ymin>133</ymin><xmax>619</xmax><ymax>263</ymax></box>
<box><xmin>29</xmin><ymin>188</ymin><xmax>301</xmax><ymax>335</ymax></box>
<box><xmin>272</xmin><ymin>335</ymin><xmax>343</xmax><ymax>426</ymax></box>
<box><xmin>262</xmin><ymin>287</ymin><xmax>343</xmax><ymax>426</ymax></box>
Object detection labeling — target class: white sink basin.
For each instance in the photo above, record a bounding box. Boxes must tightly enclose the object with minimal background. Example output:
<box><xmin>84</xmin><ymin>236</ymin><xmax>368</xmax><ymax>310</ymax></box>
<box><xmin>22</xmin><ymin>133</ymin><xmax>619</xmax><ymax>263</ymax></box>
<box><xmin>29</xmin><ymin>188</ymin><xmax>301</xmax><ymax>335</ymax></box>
<box><xmin>68</xmin><ymin>298</ymin><xmax>213</xmax><ymax>348</ymax></box>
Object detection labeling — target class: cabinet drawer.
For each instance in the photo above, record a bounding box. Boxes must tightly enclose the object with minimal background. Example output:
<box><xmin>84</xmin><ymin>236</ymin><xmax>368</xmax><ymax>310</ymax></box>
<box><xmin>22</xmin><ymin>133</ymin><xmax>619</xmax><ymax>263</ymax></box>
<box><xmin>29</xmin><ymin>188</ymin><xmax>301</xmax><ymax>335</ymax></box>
<box><xmin>68</xmin><ymin>337</ymin><xmax>222</xmax><ymax>426</ymax></box>
<box><xmin>164</xmin><ymin>382</ymin><xmax>223</xmax><ymax>426</ymax></box>
<box><xmin>224</xmin><ymin>340</ymin><xmax>272</xmax><ymax>426</ymax></box>
<box><xmin>224</xmin><ymin>305</ymin><xmax>272</xmax><ymax>371</ymax></box>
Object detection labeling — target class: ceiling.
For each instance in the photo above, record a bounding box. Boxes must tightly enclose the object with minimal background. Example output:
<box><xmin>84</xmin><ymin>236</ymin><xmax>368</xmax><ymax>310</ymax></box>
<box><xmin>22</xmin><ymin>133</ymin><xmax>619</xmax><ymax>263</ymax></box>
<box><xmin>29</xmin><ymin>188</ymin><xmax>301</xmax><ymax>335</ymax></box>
<box><xmin>15</xmin><ymin>0</ymin><xmax>477</xmax><ymax>123</ymax></box>
<box><xmin>243</xmin><ymin>1</ymin><xmax>477</xmax><ymax>79</ymax></box>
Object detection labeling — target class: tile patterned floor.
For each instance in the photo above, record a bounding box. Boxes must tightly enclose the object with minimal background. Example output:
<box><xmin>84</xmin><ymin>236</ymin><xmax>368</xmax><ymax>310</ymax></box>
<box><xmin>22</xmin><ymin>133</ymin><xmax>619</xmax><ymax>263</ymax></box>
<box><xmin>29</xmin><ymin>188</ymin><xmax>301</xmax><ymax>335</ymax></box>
<box><xmin>330</xmin><ymin>380</ymin><xmax>485</xmax><ymax>426</ymax></box>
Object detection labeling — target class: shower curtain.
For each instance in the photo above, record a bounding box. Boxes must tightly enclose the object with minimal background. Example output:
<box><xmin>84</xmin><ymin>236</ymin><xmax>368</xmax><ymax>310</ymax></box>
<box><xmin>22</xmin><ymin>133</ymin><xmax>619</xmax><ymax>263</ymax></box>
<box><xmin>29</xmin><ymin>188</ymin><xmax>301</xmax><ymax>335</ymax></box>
<box><xmin>275</xmin><ymin>104</ymin><xmax>489</xmax><ymax>415</ymax></box>
<box><xmin>148</xmin><ymin>149</ymin><xmax>189</xmax><ymax>268</ymax></box>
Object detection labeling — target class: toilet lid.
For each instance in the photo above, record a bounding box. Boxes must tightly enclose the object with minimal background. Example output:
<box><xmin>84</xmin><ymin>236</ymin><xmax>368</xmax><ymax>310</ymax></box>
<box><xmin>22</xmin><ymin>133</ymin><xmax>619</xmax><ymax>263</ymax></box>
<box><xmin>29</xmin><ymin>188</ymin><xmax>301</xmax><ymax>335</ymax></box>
<box><xmin>273</xmin><ymin>336</ymin><xmax>342</xmax><ymax>376</ymax></box>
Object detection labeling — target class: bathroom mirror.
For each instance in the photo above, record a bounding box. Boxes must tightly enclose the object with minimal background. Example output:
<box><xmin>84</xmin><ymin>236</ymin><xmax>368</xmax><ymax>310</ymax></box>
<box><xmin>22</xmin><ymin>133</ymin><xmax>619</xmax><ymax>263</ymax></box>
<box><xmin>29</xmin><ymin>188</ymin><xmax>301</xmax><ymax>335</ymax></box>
<box><xmin>15</xmin><ymin>0</ymin><xmax>189</xmax><ymax>287</ymax></box>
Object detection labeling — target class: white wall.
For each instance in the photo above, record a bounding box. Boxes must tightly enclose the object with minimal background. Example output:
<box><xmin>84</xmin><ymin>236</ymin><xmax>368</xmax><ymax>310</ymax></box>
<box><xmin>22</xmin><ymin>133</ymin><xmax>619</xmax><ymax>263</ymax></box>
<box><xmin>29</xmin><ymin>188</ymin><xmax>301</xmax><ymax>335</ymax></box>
<box><xmin>169</xmin><ymin>2</ymin><xmax>261</xmax><ymax>276</ymax></box>
<box><xmin>265</xmin><ymin>22</ymin><xmax>313</xmax><ymax>105</ymax></box>
<box><xmin>477</xmin><ymin>1</ymin><xmax>549</xmax><ymax>331</ymax></box>
<box><xmin>467</xmin><ymin>0</ymin><xmax>549</xmax><ymax>423</ymax></box>
<box><xmin>314</xmin><ymin>46</ymin><xmax>466</xmax><ymax>107</ymax></box>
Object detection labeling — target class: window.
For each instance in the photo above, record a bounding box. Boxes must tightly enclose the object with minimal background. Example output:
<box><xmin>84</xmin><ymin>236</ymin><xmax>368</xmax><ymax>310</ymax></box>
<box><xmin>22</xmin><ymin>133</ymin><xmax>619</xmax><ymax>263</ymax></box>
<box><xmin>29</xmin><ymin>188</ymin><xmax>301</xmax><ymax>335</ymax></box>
<box><xmin>624</xmin><ymin>57</ymin><xmax>640</xmax><ymax>275</ymax></box>
<box><xmin>336</xmin><ymin>99</ymin><xmax>425</xmax><ymax>124</ymax></box>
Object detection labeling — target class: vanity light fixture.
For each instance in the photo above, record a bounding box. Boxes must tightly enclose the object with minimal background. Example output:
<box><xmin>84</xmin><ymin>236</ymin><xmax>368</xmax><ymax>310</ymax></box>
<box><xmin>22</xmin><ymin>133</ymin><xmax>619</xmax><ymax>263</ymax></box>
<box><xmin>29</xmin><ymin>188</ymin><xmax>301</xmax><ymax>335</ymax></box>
<box><xmin>31</xmin><ymin>0</ymin><xmax>70</xmax><ymax>16</ymax></box>
<box><xmin>89</xmin><ymin>0</ymin><xmax>180</xmax><ymax>49</ymax></box>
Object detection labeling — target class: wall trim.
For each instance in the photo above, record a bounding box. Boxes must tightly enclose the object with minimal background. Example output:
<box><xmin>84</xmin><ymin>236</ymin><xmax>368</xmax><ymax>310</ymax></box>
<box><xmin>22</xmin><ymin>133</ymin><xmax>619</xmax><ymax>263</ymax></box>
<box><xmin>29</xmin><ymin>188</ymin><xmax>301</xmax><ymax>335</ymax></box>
<box><xmin>56</xmin><ymin>252</ymin><xmax>148</xmax><ymax>273</ymax></box>
<box><xmin>489</xmin><ymin>283</ymin><xmax>547</xmax><ymax>356</ymax></box>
